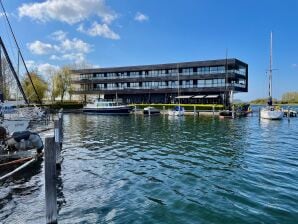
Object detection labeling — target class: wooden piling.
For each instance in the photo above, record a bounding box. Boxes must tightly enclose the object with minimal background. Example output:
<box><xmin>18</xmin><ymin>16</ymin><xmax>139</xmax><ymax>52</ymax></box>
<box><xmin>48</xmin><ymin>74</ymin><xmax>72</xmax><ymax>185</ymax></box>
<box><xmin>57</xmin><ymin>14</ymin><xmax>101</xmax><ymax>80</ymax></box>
<box><xmin>212</xmin><ymin>105</ymin><xmax>215</xmax><ymax>117</ymax></box>
<box><xmin>54</xmin><ymin>120</ymin><xmax>62</xmax><ymax>167</ymax></box>
<box><xmin>45</xmin><ymin>137</ymin><xmax>57</xmax><ymax>224</ymax></box>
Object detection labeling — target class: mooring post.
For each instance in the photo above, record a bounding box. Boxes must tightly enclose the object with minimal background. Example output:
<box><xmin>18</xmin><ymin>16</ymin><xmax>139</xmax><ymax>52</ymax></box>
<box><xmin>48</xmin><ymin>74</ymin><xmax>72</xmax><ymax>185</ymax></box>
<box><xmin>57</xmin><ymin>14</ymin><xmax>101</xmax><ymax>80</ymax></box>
<box><xmin>288</xmin><ymin>106</ymin><xmax>290</xmax><ymax>123</ymax></box>
<box><xmin>54</xmin><ymin>120</ymin><xmax>62</xmax><ymax>167</ymax></box>
<box><xmin>259</xmin><ymin>107</ymin><xmax>261</xmax><ymax>121</ymax></box>
<box><xmin>194</xmin><ymin>105</ymin><xmax>196</xmax><ymax>116</ymax></box>
<box><xmin>232</xmin><ymin>104</ymin><xmax>235</xmax><ymax>119</ymax></box>
<box><xmin>212</xmin><ymin>105</ymin><xmax>215</xmax><ymax>117</ymax></box>
<box><xmin>58</xmin><ymin>108</ymin><xmax>63</xmax><ymax>145</ymax></box>
<box><xmin>45</xmin><ymin>137</ymin><xmax>58</xmax><ymax>224</ymax></box>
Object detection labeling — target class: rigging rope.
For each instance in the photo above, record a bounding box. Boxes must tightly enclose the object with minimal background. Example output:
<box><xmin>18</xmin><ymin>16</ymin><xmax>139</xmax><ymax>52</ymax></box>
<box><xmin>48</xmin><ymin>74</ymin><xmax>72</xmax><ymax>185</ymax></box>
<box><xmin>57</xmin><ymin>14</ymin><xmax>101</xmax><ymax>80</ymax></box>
<box><xmin>0</xmin><ymin>0</ymin><xmax>42</xmax><ymax>104</ymax></box>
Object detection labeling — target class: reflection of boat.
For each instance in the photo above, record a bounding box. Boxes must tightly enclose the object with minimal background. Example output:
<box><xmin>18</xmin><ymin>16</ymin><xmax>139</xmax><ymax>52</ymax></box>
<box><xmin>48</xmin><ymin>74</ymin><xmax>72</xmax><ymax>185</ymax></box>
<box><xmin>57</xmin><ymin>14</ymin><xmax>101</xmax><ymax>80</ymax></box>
<box><xmin>260</xmin><ymin>32</ymin><xmax>283</xmax><ymax>120</ymax></box>
<box><xmin>83</xmin><ymin>98</ymin><xmax>132</xmax><ymax>114</ymax></box>
<box><xmin>143</xmin><ymin>106</ymin><xmax>160</xmax><ymax>115</ymax></box>
<box><xmin>168</xmin><ymin>106</ymin><xmax>185</xmax><ymax>116</ymax></box>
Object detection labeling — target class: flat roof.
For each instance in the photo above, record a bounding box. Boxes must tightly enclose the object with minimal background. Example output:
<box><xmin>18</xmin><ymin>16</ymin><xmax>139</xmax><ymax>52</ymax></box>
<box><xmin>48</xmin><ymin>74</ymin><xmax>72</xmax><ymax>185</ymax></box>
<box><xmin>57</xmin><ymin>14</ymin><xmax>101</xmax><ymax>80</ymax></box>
<box><xmin>72</xmin><ymin>58</ymin><xmax>247</xmax><ymax>74</ymax></box>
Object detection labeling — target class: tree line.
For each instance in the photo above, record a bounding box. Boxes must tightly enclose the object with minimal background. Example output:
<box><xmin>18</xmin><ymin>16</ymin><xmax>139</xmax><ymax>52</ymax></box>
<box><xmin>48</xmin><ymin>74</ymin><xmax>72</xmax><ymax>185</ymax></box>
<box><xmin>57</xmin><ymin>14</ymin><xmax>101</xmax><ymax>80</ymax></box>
<box><xmin>250</xmin><ymin>92</ymin><xmax>298</xmax><ymax>104</ymax></box>
<box><xmin>1</xmin><ymin>57</ymin><xmax>80</xmax><ymax>103</ymax></box>
<box><xmin>21</xmin><ymin>66</ymin><xmax>73</xmax><ymax>103</ymax></box>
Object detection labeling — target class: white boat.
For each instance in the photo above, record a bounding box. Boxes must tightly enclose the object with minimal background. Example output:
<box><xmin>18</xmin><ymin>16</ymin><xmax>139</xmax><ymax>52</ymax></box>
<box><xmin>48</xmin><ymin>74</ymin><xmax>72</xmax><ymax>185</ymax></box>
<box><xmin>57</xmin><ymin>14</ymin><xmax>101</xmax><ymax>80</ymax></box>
<box><xmin>168</xmin><ymin>105</ymin><xmax>185</xmax><ymax>116</ymax></box>
<box><xmin>83</xmin><ymin>98</ymin><xmax>132</xmax><ymax>114</ymax></box>
<box><xmin>260</xmin><ymin>106</ymin><xmax>283</xmax><ymax>120</ymax></box>
<box><xmin>143</xmin><ymin>106</ymin><xmax>160</xmax><ymax>115</ymax></box>
<box><xmin>1</xmin><ymin>120</ymin><xmax>30</xmax><ymax>134</ymax></box>
<box><xmin>260</xmin><ymin>32</ymin><xmax>283</xmax><ymax>120</ymax></box>
<box><xmin>0</xmin><ymin>102</ymin><xmax>30</xmax><ymax>134</ymax></box>
<box><xmin>168</xmin><ymin>64</ymin><xmax>185</xmax><ymax>116</ymax></box>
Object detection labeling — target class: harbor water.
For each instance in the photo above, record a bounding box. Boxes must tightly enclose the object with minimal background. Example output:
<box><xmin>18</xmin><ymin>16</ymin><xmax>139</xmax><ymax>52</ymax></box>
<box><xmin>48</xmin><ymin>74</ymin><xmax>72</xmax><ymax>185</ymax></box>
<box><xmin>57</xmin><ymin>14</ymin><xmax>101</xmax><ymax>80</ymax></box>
<box><xmin>1</xmin><ymin>109</ymin><xmax>298</xmax><ymax>223</ymax></box>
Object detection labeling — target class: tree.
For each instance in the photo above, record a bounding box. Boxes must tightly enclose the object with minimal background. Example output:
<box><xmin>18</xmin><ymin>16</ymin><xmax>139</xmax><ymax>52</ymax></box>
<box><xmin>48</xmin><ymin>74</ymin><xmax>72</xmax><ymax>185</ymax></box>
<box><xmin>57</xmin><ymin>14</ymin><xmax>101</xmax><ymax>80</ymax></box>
<box><xmin>22</xmin><ymin>71</ymin><xmax>48</xmax><ymax>103</ymax></box>
<box><xmin>53</xmin><ymin>66</ymin><xmax>72</xmax><ymax>102</ymax></box>
<box><xmin>281</xmin><ymin>92</ymin><xmax>298</xmax><ymax>103</ymax></box>
<box><xmin>0</xmin><ymin>57</ymin><xmax>16</xmax><ymax>100</ymax></box>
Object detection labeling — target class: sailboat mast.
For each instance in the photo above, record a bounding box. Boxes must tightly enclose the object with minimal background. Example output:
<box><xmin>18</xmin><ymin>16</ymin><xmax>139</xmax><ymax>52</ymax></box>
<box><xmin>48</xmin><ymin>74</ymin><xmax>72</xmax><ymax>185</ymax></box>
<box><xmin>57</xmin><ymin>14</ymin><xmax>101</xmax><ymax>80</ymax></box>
<box><xmin>177</xmin><ymin>64</ymin><xmax>180</xmax><ymax>106</ymax></box>
<box><xmin>0</xmin><ymin>0</ymin><xmax>42</xmax><ymax>104</ymax></box>
<box><xmin>269</xmin><ymin>31</ymin><xmax>273</xmax><ymax>98</ymax></box>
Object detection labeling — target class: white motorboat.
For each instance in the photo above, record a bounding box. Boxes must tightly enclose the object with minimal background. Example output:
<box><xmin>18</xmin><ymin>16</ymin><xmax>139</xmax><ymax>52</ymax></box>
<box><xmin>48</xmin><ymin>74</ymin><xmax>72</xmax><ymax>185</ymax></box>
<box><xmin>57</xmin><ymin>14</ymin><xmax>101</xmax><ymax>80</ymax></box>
<box><xmin>143</xmin><ymin>106</ymin><xmax>160</xmax><ymax>115</ymax></box>
<box><xmin>260</xmin><ymin>32</ymin><xmax>283</xmax><ymax>120</ymax></box>
<box><xmin>83</xmin><ymin>98</ymin><xmax>132</xmax><ymax>114</ymax></box>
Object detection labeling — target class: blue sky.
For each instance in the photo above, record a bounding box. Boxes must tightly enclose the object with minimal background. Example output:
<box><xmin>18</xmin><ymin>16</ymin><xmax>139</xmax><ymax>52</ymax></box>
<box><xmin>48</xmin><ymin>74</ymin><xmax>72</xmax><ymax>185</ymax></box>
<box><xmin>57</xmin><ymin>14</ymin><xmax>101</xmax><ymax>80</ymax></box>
<box><xmin>0</xmin><ymin>0</ymin><xmax>298</xmax><ymax>101</ymax></box>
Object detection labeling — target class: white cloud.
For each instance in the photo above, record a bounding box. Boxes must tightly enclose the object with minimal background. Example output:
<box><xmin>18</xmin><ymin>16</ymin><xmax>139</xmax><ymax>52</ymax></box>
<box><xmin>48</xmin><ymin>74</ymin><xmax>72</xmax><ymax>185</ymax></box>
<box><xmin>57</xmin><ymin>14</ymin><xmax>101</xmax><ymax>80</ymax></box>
<box><xmin>51</xmin><ymin>30</ymin><xmax>67</xmax><ymax>41</ymax></box>
<box><xmin>134</xmin><ymin>12</ymin><xmax>149</xmax><ymax>22</ymax></box>
<box><xmin>27</xmin><ymin>31</ymin><xmax>92</xmax><ymax>64</ymax></box>
<box><xmin>292</xmin><ymin>63</ymin><xmax>297</xmax><ymax>68</ymax></box>
<box><xmin>25</xmin><ymin>60</ymin><xmax>59</xmax><ymax>76</ymax></box>
<box><xmin>27</xmin><ymin>40</ymin><xmax>55</xmax><ymax>55</ymax></box>
<box><xmin>25</xmin><ymin>60</ymin><xmax>36</xmax><ymax>69</ymax></box>
<box><xmin>38</xmin><ymin>63</ymin><xmax>59</xmax><ymax>75</ymax></box>
<box><xmin>77</xmin><ymin>22</ymin><xmax>120</xmax><ymax>40</ymax></box>
<box><xmin>18</xmin><ymin>0</ymin><xmax>117</xmax><ymax>25</ymax></box>
<box><xmin>60</xmin><ymin>38</ymin><xmax>91</xmax><ymax>53</ymax></box>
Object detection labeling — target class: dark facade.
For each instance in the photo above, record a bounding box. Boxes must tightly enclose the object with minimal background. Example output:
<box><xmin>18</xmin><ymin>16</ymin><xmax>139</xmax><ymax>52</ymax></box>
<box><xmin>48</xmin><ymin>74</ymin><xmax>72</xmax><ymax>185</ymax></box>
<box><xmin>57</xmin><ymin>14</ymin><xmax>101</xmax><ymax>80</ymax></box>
<box><xmin>71</xmin><ymin>58</ymin><xmax>248</xmax><ymax>105</ymax></box>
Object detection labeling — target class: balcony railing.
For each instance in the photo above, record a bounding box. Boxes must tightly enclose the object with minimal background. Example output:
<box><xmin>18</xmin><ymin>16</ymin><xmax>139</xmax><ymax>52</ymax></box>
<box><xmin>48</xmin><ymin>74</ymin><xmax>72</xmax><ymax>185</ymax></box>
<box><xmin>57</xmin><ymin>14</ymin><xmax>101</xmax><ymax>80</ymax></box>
<box><xmin>74</xmin><ymin>83</ymin><xmax>246</xmax><ymax>92</ymax></box>
<box><xmin>72</xmin><ymin>69</ymin><xmax>246</xmax><ymax>81</ymax></box>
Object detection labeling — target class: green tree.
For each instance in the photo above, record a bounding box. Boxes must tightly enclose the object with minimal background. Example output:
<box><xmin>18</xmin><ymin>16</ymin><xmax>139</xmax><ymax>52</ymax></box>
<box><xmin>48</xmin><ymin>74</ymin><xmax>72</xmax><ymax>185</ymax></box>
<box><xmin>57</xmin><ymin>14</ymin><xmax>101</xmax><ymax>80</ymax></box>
<box><xmin>53</xmin><ymin>66</ymin><xmax>72</xmax><ymax>102</ymax></box>
<box><xmin>1</xmin><ymin>57</ymin><xmax>16</xmax><ymax>100</ymax></box>
<box><xmin>281</xmin><ymin>92</ymin><xmax>298</xmax><ymax>103</ymax></box>
<box><xmin>22</xmin><ymin>71</ymin><xmax>48</xmax><ymax>103</ymax></box>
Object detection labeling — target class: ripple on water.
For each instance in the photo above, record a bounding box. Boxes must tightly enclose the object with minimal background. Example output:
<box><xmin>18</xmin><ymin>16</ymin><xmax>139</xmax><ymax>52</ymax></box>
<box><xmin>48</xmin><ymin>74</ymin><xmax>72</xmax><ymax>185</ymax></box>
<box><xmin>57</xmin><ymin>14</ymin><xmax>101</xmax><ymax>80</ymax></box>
<box><xmin>1</xmin><ymin>112</ymin><xmax>298</xmax><ymax>223</ymax></box>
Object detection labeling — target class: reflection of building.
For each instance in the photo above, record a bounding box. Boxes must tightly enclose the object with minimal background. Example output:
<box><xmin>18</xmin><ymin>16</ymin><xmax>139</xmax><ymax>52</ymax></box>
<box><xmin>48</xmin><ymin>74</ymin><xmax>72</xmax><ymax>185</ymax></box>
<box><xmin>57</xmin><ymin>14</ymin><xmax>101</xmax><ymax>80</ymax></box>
<box><xmin>71</xmin><ymin>58</ymin><xmax>248</xmax><ymax>104</ymax></box>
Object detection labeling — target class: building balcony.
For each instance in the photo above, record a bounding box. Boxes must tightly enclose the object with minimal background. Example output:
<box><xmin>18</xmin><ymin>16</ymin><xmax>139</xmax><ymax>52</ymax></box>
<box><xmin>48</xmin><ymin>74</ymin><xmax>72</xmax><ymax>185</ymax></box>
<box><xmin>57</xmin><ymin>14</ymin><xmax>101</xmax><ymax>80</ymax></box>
<box><xmin>71</xmin><ymin>69</ymin><xmax>246</xmax><ymax>83</ymax></box>
<box><xmin>72</xmin><ymin>83</ymin><xmax>246</xmax><ymax>95</ymax></box>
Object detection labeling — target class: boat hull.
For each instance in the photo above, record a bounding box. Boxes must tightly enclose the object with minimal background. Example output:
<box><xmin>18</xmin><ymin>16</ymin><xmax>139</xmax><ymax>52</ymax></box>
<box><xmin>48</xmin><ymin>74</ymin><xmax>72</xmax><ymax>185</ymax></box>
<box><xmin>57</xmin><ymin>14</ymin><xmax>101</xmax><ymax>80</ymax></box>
<box><xmin>260</xmin><ymin>109</ymin><xmax>283</xmax><ymax>120</ymax></box>
<box><xmin>143</xmin><ymin>107</ymin><xmax>160</xmax><ymax>115</ymax></box>
<box><xmin>82</xmin><ymin>107</ymin><xmax>132</xmax><ymax>114</ymax></box>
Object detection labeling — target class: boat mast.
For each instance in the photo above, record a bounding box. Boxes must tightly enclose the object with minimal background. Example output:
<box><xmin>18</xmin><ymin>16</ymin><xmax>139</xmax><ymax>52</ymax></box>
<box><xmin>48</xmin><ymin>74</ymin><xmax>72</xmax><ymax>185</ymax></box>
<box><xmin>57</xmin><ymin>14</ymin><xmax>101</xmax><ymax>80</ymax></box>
<box><xmin>269</xmin><ymin>31</ymin><xmax>273</xmax><ymax>99</ymax></box>
<box><xmin>177</xmin><ymin>63</ymin><xmax>180</xmax><ymax>106</ymax></box>
<box><xmin>0</xmin><ymin>37</ymin><xmax>29</xmax><ymax>104</ymax></box>
<box><xmin>0</xmin><ymin>0</ymin><xmax>42</xmax><ymax>104</ymax></box>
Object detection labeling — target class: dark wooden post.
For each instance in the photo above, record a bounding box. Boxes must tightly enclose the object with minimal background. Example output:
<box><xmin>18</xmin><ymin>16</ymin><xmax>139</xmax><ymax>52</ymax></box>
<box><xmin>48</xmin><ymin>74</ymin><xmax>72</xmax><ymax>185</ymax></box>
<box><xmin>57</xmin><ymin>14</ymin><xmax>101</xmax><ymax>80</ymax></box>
<box><xmin>45</xmin><ymin>137</ymin><xmax>57</xmax><ymax>224</ymax></box>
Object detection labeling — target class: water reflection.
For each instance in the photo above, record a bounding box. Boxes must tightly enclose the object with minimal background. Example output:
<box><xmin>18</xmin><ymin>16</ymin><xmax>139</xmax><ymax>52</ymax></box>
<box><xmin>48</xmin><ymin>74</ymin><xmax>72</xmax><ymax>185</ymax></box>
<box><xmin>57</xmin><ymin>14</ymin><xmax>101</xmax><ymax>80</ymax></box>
<box><xmin>1</xmin><ymin>111</ymin><xmax>298</xmax><ymax>224</ymax></box>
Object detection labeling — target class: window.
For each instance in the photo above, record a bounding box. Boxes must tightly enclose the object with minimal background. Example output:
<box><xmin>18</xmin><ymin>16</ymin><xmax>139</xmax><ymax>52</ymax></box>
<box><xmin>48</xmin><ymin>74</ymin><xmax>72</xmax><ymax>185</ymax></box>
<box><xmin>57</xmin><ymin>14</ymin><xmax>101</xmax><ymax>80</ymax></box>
<box><xmin>182</xmin><ymin>68</ymin><xmax>193</xmax><ymax>75</ymax></box>
<box><xmin>198</xmin><ymin>80</ymin><xmax>204</xmax><ymax>87</ymax></box>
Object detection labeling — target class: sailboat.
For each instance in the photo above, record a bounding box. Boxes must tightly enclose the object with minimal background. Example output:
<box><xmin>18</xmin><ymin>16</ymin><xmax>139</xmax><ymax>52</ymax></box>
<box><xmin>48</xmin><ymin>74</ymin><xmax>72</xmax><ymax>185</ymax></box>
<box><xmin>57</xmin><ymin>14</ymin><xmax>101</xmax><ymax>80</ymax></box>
<box><xmin>168</xmin><ymin>64</ymin><xmax>185</xmax><ymax>116</ymax></box>
<box><xmin>260</xmin><ymin>32</ymin><xmax>283</xmax><ymax>120</ymax></box>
